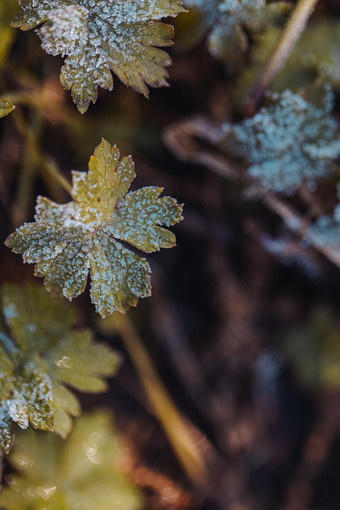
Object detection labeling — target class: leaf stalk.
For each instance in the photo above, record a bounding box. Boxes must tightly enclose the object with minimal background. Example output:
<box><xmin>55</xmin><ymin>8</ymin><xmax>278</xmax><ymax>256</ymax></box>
<box><xmin>246</xmin><ymin>0</ymin><xmax>319</xmax><ymax>113</ymax></box>
<box><xmin>113</xmin><ymin>314</ymin><xmax>208</xmax><ymax>488</ymax></box>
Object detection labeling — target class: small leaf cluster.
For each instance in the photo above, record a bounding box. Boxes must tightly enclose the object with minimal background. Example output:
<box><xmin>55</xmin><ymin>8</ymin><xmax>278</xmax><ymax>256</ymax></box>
<box><xmin>0</xmin><ymin>283</ymin><xmax>119</xmax><ymax>453</ymax></box>
<box><xmin>5</xmin><ymin>0</ymin><xmax>340</xmax><ymax>506</ymax></box>
<box><xmin>2</xmin><ymin>1</ymin><xmax>184</xmax><ymax>467</ymax></box>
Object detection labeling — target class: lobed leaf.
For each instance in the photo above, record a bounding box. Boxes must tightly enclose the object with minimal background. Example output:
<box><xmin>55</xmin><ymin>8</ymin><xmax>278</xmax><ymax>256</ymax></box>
<box><xmin>6</xmin><ymin>139</ymin><xmax>183</xmax><ymax>317</ymax></box>
<box><xmin>12</xmin><ymin>0</ymin><xmax>185</xmax><ymax>112</ymax></box>
<box><xmin>0</xmin><ymin>283</ymin><xmax>119</xmax><ymax>452</ymax></box>
<box><xmin>219</xmin><ymin>85</ymin><xmax>340</xmax><ymax>195</ymax></box>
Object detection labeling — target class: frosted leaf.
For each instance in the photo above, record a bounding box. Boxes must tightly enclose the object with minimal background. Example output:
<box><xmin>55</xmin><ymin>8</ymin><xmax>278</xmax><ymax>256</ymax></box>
<box><xmin>6</xmin><ymin>372</ymin><xmax>53</xmax><ymax>431</ymax></box>
<box><xmin>0</xmin><ymin>283</ymin><xmax>119</xmax><ymax>452</ymax></box>
<box><xmin>39</xmin><ymin>5</ymin><xmax>89</xmax><ymax>57</ymax></box>
<box><xmin>0</xmin><ymin>411</ymin><xmax>142</xmax><ymax>510</ymax></box>
<box><xmin>0</xmin><ymin>407</ymin><xmax>13</xmax><ymax>453</ymax></box>
<box><xmin>183</xmin><ymin>0</ymin><xmax>290</xmax><ymax>62</ymax></box>
<box><xmin>0</xmin><ymin>366</ymin><xmax>54</xmax><ymax>454</ymax></box>
<box><xmin>12</xmin><ymin>0</ymin><xmax>185</xmax><ymax>113</ymax></box>
<box><xmin>0</xmin><ymin>98</ymin><xmax>15</xmax><ymax>117</ymax></box>
<box><xmin>219</xmin><ymin>86</ymin><xmax>340</xmax><ymax>194</ymax></box>
<box><xmin>111</xmin><ymin>187</ymin><xmax>181</xmax><ymax>252</ymax></box>
<box><xmin>6</xmin><ymin>139</ymin><xmax>183</xmax><ymax>317</ymax></box>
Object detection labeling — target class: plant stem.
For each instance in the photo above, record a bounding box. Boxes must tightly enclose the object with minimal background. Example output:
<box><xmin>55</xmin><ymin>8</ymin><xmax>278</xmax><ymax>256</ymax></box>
<box><xmin>14</xmin><ymin>108</ymin><xmax>42</xmax><ymax>224</ymax></box>
<box><xmin>13</xmin><ymin>108</ymin><xmax>72</xmax><ymax>200</ymax></box>
<box><xmin>43</xmin><ymin>158</ymin><xmax>73</xmax><ymax>196</ymax></box>
<box><xmin>246</xmin><ymin>0</ymin><xmax>319</xmax><ymax>113</ymax></box>
<box><xmin>113</xmin><ymin>314</ymin><xmax>208</xmax><ymax>488</ymax></box>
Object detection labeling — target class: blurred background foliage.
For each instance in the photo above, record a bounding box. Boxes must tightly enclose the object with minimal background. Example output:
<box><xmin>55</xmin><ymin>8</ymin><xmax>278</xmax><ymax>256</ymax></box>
<box><xmin>1</xmin><ymin>411</ymin><xmax>142</xmax><ymax>510</ymax></box>
<box><xmin>2</xmin><ymin>1</ymin><xmax>340</xmax><ymax>509</ymax></box>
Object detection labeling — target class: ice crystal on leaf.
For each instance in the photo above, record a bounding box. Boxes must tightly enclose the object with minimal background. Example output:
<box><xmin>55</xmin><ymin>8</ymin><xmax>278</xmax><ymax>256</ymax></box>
<box><xmin>12</xmin><ymin>0</ymin><xmax>185</xmax><ymax>113</ymax></box>
<box><xmin>0</xmin><ymin>411</ymin><xmax>142</xmax><ymax>510</ymax></box>
<box><xmin>5</xmin><ymin>139</ymin><xmax>183</xmax><ymax>317</ymax></box>
<box><xmin>0</xmin><ymin>283</ymin><xmax>119</xmax><ymax>453</ymax></box>
<box><xmin>0</xmin><ymin>98</ymin><xmax>15</xmax><ymax>117</ymax></box>
<box><xmin>219</xmin><ymin>86</ymin><xmax>340</xmax><ymax>194</ymax></box>
<box><xmin>183</xmin><ymin>0</ymin><xmax>290</xmax><ymax>62</ymax></box>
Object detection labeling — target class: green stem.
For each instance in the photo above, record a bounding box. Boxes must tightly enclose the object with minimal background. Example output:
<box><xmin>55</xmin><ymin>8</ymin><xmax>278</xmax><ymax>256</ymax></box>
<box><xmin>13</xmin><ymin>108</ymin><xmax>72</xmax><ymax>200</ymax></box>
<box><xmin>14</xmin><ymin>109</ymin><xmax>42</xmax><ymax>224</ymax></box>
<box><xmin>246</xmin><ymin>0</ymin><xmax>319</xmax><ymax>113</ymax></box>
<box><xmin>114</xmin><ymin>314</ymin><xmax>208</xmax><ymax>488</ymax></box>
<box><xmin>43</xmin><ymin>158</ymin><xmax>73</xmax><ymax>196</ymax></box>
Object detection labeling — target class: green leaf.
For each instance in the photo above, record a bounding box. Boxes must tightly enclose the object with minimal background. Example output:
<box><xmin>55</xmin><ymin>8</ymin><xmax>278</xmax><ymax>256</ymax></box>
<box><xmin>219</xmin><ymin>85</ymin><xmax>340</xmax><ymax>194</ymax></box>
<box><xmin>0</xmin><ymin>98</ymin><xmax>15</xmax><ymax>118</ymax></box>
<box><xmin>6</xmin><ymin>139</ymin><xmax>183</xmax><ymax>317</ymax></box>
<box><xmin>0</xmin><ymin>283</ymin><xmax>119</xmax><ymax>452</ymax></box>
<box><xmin>12</xmin><ymin>0</ymin><xmax>185</xmax><ymax>113</ymax></box>
<box><xmin>183</xmin><ymin>0</ymin><xmax>290</xmax><ymax>62</ymax></box>
<box><xmin>0</xmin><ymin>411</ymin><xmax>142</xmax><ymax>510</ymax></box>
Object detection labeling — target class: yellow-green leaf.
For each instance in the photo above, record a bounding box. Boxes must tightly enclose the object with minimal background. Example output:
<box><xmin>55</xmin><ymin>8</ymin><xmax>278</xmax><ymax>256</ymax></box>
<box><xmin>0</xmin><ymin>411</ymin><xmax>142</xmax><ymax>510</ymax></box>
<box><xmin>0</xmin><ymin>98</ymin><xmax>15</xmax><ymax>118</ymax></box>
<box><xmin>6</xmin><ymin>139</ymin><xmax>183</xmax><ymax>317</ymax></box>
<box><xmin>0</xmin><ymin>283</ymin><xmax>119</xmax><ymax>452</ymax></box>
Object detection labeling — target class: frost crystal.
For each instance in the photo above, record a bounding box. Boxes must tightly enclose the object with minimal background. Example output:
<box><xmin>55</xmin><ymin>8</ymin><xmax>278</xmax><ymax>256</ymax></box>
<box><xmin>6</xmin><ymin>139</ymin><xmax>183</xmax><ymax>317</ymax></box>
<box><xmin>219</xmin><ymin>87</ymin><xmax>340</xmax><ymax>194</ymax></box>
<box><xmin>0</xmin><ymin>283</ymin><xmax>119</xmax><ymax>453</ymax></box>
<box><xmin>12</xmin><ymin>0</ymin><xmax>185</xmax><ymax>113</ymax></box>
<box><xmin>39</xmin><ymin>5</ymin><xmax>89</xmax><ymax>56</ymax></box>
<box><xmin>183</xmin><ymin>0</ymin><xmax>290</xmax><ymax>61</ymax></box>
